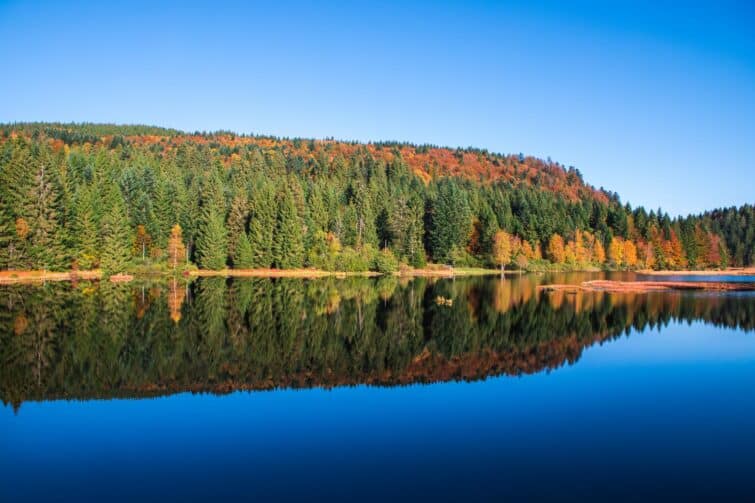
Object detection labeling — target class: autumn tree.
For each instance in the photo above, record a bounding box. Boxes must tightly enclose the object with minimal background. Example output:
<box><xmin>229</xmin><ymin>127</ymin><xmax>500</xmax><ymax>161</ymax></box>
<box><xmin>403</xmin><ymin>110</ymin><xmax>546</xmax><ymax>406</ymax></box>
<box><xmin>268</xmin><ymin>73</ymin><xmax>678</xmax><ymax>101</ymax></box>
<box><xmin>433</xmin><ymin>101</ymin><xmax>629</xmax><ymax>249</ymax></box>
<box><xmin>608</xmin><ymin>237</ymin><xmax>624</xmax><ymax>267</ymax></box>
<box><xmin>167</xmin><ymin>224</ymin><xmax>186</xmax><ymax>270</ymax></box>
<box><xmin>492</xmin><ymin>230</ymin><xmax>513</xmax><ymax>273</ymax></box>
<box><xmin>547</xmin><ymin>234</ymin><xmax>566</xmax><ymax>264</ymax></box>
<box><xmin>133</xmin><ymin>225</ymin><xmax>152</xmax><ymax>260</ymax></box>
<box><xmin>623</xmin><ymin>239</ymin><xmax>638</xmax><ymax>268</ymax></box>
<box><xmin>592</xmin><ymin>239</ymin><xmax>606</xmax><ymax>264</ymax></box>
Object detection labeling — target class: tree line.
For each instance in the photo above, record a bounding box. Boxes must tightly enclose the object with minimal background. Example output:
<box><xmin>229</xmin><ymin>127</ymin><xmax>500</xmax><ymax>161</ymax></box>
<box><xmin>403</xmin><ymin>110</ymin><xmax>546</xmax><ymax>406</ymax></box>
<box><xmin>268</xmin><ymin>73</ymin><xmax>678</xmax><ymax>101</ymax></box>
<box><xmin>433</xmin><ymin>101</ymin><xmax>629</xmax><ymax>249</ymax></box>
<box><xmin>0</xmin><ymin>123</ymin><xmax>752</xmax><ymax>274</ymax></box>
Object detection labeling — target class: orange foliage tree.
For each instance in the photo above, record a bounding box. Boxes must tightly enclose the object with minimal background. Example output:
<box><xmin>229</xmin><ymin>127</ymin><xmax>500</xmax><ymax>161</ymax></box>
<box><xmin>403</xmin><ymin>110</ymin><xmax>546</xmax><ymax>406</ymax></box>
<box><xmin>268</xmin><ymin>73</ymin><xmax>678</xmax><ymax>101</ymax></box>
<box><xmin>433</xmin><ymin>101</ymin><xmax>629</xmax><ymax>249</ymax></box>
<box><xmin>547</xmin><ymin>234</ymin><xmax>566</xmax><ymax>264</ymax></box>
<box><xmin>167</xmin><ymin>224</ymin><xmax>186</xmax><ymax>270</ymax></box>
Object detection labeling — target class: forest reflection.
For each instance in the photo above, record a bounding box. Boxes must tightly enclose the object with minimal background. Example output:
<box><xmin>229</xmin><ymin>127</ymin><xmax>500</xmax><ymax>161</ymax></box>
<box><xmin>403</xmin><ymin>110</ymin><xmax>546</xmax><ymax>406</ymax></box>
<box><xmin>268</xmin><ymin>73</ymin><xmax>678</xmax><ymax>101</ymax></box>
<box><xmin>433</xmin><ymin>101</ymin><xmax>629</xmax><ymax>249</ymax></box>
<box><xmin>2</xmin><ymin>273</ymin><xmax>753</xmax><ymax>409</ymax></box>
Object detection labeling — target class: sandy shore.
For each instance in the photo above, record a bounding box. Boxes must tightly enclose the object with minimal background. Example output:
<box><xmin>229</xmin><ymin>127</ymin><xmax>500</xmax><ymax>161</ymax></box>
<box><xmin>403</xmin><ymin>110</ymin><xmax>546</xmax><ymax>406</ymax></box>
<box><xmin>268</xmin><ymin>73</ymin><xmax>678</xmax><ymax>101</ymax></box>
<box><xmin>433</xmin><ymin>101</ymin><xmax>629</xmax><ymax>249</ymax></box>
<box><xmin>539</xmin><ymin>279</ymin><xmax>755</xmax><ymax>294</ymax></box>
<box><xmin>637</xmin><ymin>268</ymin><xmax>755</xmax><ymax>276</ymax></box>
<box><xmin>0</xmin><ymin>266</ymin><xmax>506</xmax><ymax>284</ymax></box>
<box><xmin>0</xmin><ymin>269</ymin><xmax>102</xmax><ymax>284</ymax></box>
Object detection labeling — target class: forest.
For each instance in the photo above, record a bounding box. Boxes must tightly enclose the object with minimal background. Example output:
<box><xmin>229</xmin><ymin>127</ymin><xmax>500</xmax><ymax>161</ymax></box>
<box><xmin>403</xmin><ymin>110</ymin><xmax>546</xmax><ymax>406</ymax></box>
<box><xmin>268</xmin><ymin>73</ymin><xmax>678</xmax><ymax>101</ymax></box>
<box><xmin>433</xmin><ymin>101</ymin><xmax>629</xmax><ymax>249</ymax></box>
<box><xmin>1</xmin><ymin>122</ymin><xmax>752</xmax><ymax>275</ymax></box>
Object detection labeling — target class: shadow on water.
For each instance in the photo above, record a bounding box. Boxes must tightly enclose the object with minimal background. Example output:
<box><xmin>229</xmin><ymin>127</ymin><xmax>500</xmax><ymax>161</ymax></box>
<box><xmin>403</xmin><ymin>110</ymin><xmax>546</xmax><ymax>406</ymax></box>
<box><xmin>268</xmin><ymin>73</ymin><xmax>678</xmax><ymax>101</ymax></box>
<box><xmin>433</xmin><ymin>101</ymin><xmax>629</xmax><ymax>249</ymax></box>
<box><xmin>1</xmin><ymin>272</ymin><xmax>753</xmax><ymax>409</ymax></box>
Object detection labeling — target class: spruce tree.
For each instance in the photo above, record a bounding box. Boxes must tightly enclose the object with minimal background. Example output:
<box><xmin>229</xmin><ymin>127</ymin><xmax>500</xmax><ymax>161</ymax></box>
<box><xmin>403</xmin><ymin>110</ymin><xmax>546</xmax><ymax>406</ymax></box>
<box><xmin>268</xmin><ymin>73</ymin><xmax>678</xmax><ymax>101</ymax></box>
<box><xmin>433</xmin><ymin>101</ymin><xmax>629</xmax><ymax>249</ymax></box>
<box><xmin>24</xmin><ymin>163</ymin><xmax>66</xmax><ymax>270</ymax></box>
<box><xmin>248</xmin><ymin>180</ymin><xmax>276</xmax><ymax>267</ymax></box>
<box><xmin>196</xmin><ymin>208</ymin><xmax>228</xmax><ymax>270</ymax></box>
<box><xmin>226</xmin><ymin>195</ymin><xmax>249</xmax><ymax>266</ymax></box>
<box><xmin>273</xmin><ymin>187</ymin><xmax>305</xmax><ymax>268</ymax></box>
<box><xmin>235</xmin><ymin>232</ymin><xmax>254</xmax><ymax>268</ymax></box>
<box><xmin>99</xmin><ymin>182</ymin><xmax>131</xmax><ymax>274</ymax></box>
<box><xmin>429</xmin><ymin>180</ymin><xmax>472</xmax><ymax>263</ymax></box>
<box><xmin>72</xmin><ymin>187</ymin><xmax>100</xmax><ymax>269</ymax></box>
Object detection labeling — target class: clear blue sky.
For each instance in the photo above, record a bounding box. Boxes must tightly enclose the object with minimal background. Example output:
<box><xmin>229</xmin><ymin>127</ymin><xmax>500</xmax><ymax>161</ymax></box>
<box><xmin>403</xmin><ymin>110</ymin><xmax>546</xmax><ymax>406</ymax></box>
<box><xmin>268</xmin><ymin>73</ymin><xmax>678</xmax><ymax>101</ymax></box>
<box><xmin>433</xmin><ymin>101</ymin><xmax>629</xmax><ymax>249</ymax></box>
<box><xmin>1</xmin><ymin>0</ymin><xmax>753</xmax><ymax>216</ymax></box>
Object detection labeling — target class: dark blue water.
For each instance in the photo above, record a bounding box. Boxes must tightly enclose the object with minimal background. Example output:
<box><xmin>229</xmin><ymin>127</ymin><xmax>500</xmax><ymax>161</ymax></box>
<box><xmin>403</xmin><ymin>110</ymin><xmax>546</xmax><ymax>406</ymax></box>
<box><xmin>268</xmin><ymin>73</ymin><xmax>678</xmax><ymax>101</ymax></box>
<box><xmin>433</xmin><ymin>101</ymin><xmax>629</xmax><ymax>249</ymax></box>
<box><xmin>1</xmin><ymin>275</ymin><xmax>754</xmax><ymax>502</ymax></box>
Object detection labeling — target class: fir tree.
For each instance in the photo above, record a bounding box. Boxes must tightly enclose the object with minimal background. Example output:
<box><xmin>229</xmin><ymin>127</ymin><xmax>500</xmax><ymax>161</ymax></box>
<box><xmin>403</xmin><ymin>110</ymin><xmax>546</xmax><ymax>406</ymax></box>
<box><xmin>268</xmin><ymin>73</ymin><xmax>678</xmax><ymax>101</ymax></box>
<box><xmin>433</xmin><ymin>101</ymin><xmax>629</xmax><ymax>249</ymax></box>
<box><xmin>226</xmin><ymin>195</ymin><xmax>249</xmax><ymax>266</ymax></box>
<box><xmin>235</xmin><ymin>232</ymin><xmax>255</xmax><ymax>268</ymax></box>
<box><xmin>99</xmin><ymin>182</ymin><xmax>131</xmax><ymax>274</ymax></box>
<box><xmin>273</xmin><ymin>187</ymin><xmax>305</xmax><ymax>268</ymax></box>
<box><xmin>72</xmin><ymin>187</ymin><xmax>100</xmax><ymax>269</ymax></box>
<box><xmin>24</xmin><ymin>162</ymin><xmax>66</xmax><ymax>270</ymax></box>
<box><xmin>248</xmin><ymin>180</ymin><xmax>276</xmax><ymax>267</ymax></box>
<box><xmin>196</xmin><ymin>208</ymin><xmax>228</xmax><ymax>270</ymax></box>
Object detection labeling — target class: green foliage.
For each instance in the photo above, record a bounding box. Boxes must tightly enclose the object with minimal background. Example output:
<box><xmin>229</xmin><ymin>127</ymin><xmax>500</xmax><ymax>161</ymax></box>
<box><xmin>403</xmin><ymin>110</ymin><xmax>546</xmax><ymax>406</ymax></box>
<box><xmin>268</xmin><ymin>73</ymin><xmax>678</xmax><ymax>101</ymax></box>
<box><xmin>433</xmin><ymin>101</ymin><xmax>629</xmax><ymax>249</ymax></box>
<box><xmin>196</xmin><ymin>209</ymin><xmax>228</xmax><ymax>270</ymax></box>
<box><xmin>429</xmin><ymin>180</ymin><xmax>472</xmax><ymax>263</ymax></box>
<box><xmin>337</xmin><ymin>246</ymin><xmax>373</xmax><ymax>272</ymax></box>
<box><xmin>234</xmin><ymin>232</ymin><xmax>255</xmax><ymax>269</ymax></box>
<box><xmin>99</xmin><ymin>183</ymin><xmax>131</xmax><ymax>274</ymax></box>
<box><xmin>273</xmin><ymin>187</ymin><xmax>305</xmax><ymax>269</ymax></box>
<box><xmin>374</xmin><ymin>248</ymin><xmax>399</xmax><ymax>273</ymax></box>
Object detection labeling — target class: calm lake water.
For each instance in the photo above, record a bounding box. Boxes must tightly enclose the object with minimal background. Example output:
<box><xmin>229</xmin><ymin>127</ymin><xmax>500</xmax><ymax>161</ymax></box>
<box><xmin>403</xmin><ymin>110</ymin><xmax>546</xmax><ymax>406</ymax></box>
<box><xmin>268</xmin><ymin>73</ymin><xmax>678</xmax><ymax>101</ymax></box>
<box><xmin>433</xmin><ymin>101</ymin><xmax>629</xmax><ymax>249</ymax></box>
<box><xmin>2</xmin><ymin>272</ymin><xmax>754</xmax><ymax>502</ymax></box>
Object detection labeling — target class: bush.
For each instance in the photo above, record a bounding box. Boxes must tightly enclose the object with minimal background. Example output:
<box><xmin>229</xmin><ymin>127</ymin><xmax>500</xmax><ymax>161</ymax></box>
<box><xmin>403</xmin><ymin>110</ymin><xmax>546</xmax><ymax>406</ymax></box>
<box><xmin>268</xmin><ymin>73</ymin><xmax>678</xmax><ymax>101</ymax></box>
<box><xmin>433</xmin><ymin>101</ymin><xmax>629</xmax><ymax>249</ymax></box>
<box><xmin>449</xmin><ymin>246</ymin><xmax>482</xmax><ymax>267</ymax></box>
<box><xmin>374</xmin><ymin>248</ymin><xmax>399</xmax><ymax>273</ymax></box>
<box><xmin>336</xmin><ymin>247</ymin><xmax>372</xmax><ymax>272</ymax></box>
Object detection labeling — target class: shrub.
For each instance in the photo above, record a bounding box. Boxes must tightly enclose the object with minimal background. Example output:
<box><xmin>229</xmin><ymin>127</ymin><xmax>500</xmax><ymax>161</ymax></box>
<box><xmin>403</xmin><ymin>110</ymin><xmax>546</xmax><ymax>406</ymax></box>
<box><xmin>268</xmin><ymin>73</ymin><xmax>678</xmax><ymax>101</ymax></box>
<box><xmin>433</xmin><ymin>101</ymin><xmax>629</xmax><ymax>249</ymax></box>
<box><xmin>336</xmin><ymin>247</ymin><xmax>371</xmax><ymax>272</ymax></box>
<box><xmin>374</xmin><ymin>248</ymin><xmax>399</xmax><ymax>273</ymax></box>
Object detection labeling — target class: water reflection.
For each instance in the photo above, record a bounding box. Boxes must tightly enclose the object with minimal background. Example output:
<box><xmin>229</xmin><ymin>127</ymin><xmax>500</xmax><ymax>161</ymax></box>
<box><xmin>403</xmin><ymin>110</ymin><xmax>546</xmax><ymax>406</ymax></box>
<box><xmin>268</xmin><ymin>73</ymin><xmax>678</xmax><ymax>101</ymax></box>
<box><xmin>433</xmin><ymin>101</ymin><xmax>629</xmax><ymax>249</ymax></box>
<box><xmin>1</xmin><ymin>273</ymin><xmax>753</xmax><ymax>409</ymax></box>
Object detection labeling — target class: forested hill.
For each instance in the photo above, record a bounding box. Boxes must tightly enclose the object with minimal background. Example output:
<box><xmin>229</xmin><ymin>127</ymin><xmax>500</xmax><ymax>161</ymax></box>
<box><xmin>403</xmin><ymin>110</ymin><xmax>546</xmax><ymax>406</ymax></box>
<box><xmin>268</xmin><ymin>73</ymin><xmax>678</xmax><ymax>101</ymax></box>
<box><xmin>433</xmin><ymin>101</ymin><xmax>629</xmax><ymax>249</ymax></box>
<box><xmin>0</xmin><ymin>122</ymin><xmax>752</xmax><ymax>274</ymax></box>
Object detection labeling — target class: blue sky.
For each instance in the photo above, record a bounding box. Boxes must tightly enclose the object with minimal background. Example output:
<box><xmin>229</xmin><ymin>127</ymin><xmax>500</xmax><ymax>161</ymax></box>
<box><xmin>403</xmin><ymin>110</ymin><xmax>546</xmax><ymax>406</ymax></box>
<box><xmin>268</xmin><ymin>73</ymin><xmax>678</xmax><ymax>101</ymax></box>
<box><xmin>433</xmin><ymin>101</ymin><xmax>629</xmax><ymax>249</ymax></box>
<box><xmin>0</xmin><ymin>0</ymin><xmax>753</xmax><ymax>216</ymax></box>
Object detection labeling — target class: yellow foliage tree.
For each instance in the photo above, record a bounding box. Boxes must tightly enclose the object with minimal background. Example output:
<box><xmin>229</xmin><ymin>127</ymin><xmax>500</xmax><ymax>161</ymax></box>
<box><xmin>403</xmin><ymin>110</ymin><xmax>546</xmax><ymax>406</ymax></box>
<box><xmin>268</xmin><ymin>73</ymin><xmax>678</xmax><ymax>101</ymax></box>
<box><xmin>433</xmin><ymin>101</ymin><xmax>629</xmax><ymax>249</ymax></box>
<box><xmin>623</xmin><ymin>240</ymin><xmax>638</xmax><ymax>268</ymax></box>
<box><xmin>492</xmin><ymin>230</ymin><xmax>513</xmax><ymax>272</ymax></box>
<box><xmin>167</xmin><ymin>224</ymin><xmax>186</xmax><ymax>270</ymax></box>
<box><xmin>608</xmin><ymin>237</ymin><xmax>624</xmax><ymax>266</ymax></box>
<box><xmin>592</xmin><ymin>240</ymin><xmax>606</xmax><ymax>264</ymax></box>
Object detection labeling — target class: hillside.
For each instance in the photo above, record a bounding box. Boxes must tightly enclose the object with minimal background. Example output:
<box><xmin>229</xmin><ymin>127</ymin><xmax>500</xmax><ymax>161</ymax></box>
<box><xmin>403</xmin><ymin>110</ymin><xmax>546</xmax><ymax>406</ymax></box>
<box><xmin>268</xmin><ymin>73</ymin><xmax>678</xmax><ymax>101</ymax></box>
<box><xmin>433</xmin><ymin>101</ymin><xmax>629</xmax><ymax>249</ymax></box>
<box><xmin>0</xmin><ymin>122</ymin><xmax>752</xmax><ymax>274</ymax></box>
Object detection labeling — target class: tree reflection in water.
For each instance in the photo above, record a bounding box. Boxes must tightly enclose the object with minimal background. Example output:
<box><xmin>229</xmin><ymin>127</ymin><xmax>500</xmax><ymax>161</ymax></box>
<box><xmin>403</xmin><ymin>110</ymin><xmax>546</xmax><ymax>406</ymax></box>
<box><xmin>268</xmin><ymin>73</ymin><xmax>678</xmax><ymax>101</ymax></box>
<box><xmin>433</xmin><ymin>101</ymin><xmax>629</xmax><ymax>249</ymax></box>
<box><xmin>1</xmin><ymin>273</ymin><xmax>753</xmax><ymax>410</ymax></box>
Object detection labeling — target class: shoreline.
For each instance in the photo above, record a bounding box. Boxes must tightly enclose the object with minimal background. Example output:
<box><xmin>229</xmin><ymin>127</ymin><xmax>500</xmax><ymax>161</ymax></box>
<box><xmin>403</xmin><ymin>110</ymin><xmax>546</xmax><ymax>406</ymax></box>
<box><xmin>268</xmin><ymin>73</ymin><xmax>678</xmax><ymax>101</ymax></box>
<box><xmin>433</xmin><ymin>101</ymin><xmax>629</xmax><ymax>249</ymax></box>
<box><xmin>637</xmin><ymin>267</ymin><xmax>755</xmax><ymax>276</ymax></box>
<box><xmin>2</xmin><ymin>266</ymin><xmax>752</xmax><ymax>285</ymax></box>
<box><xmin>539</xmin><ymin>279</ymin><xmax>755</xmax><ymax>294</ymax></box>
<box><xmin>0</xmin><ymin>266</ymin><xmax>502</xmax><ymax>284</ymax></box>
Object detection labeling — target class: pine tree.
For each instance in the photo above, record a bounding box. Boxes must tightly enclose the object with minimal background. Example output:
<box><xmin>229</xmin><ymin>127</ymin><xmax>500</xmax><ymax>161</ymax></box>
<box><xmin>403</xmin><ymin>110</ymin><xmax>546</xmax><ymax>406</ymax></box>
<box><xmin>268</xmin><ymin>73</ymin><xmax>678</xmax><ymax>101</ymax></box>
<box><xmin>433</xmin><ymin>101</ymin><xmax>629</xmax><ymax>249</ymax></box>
<box><xmin>226</xmin><ymin>195</ymin><xmax>249</xmax><ymax>266</ymax></box>
<box><xmin>429</xmin><ymin>180</ymin><xmax>472</xmax><ymax>263</ymax></box>
<box><xmin>273</xmin><ymin>187</ymin><xmax>305</xmax><ymax>268</ymax></box>
<box><xmin>0</xmin><ymin>140</ymin><xmax>34</xmax><ymax>268</ymax></box>
<box><xmin>24</xmin><ymin>162</ymin><xmax>66</xmax><ymax>270</ymax></box>
<box><xmin>99</xmin><ymin>182</ymin><xmax>131</xmax><ymax>274</ymax></box>
<box><xmin>196</xmin><ymin>208</ymin><xmax>228</xmax><ymax>270</ymax></box>
<box><xmin>72</xmin><ymin>187</ymin><xmax>100</xmax><ymax>269</ymax></box>
<box><xmin>235</xmin><ymin>232</ymin><xmax>254</xmax><ymax>269</ymax></box>
<box><xmin>248</xmin><ymin>180</ymin><xmax>276</xmax><ymax>267</ymax></box>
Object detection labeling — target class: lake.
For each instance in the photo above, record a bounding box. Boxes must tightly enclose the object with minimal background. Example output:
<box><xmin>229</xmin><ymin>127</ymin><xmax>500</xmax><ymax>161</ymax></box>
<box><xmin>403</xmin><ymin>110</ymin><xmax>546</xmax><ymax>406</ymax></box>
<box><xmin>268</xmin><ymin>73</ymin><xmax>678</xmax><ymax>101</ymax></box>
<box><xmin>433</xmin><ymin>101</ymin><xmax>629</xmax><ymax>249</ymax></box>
<box><xmin>2</xmin><ymin>272</ymin><xmax>754</xmax><ymax>502</ymax></box>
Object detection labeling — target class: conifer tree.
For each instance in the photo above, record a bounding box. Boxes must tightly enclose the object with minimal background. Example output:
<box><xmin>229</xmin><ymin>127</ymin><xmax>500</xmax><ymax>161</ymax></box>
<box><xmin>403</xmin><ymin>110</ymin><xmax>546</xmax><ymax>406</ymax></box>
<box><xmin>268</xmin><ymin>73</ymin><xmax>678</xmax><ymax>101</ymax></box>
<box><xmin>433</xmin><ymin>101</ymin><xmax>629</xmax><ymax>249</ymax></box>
<box><xmin>72</xmin><ymin>187</ymin><xmax>100</xmax><ymax>269</ymax></box>
<box><xmin>99</xmin><ymin>182</ymin><xmax>131</xmax><ymax>274</ymax></box>
<box><xmin>196</xmin><ymin>208</ymin><xmax>228</xmax><ymax>270</ymax></box>
<box><xmin>235</xmin><ymin>232</ymin><xmax>255</xmax><ymax>269</ymax></box>
<box><xmin>429</xmin><ymin>180</ymin><xmax>472</xmax><ymax>263</ymax></box>
<box><xmin>273</xmin><ymin>187</ymin><xmax>305</xmax><ymax>268</ymax></box>
<box><xmin>226</xmin><ymin>195</ymin><xmax>249</xmax><ymax>266</ymax></box>
<box><xmin>248</xmin><ymin>181</ymin><xmax>276</xmax><ymax>267</ymax></box>
<box><xmin>24</xmin><ymin>163</ymin><xmax>66</xmax><ymax>270</ymax></box>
